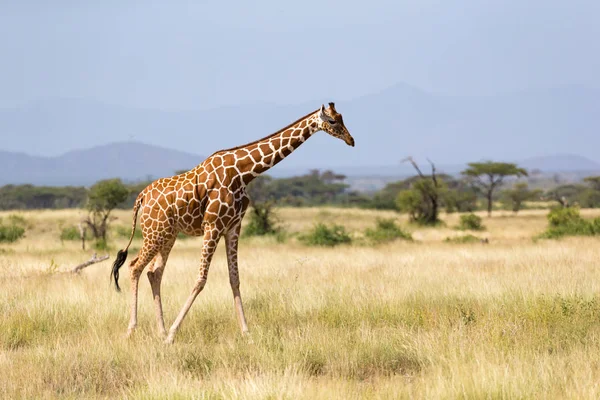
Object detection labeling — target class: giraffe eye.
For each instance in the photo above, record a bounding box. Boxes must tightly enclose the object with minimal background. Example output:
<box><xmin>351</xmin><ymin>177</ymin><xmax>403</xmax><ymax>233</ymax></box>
<box><xmin>329</xmin><ymin>120</ymin><xmax>337</xmax><ymax>125</ymax></box>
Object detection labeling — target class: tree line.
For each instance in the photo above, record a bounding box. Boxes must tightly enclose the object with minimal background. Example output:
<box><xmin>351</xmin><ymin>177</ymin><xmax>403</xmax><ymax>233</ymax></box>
<box><xmin>2</xmin><ymin>162</ymin><xmax>600</xmax><ymax>218</ymax></box>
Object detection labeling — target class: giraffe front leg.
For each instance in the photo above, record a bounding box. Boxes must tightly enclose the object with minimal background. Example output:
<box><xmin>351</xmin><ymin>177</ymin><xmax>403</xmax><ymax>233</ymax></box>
<box><xmin>165</xmin><ymin>224</ymin><xmax>222</xmax><ymax>344</ymax></box>
<box><xmin>225</xmin><ymin>223</ymin><xmax>249</xmax><ymax>334</ymax></box>
<box><xmin>147</xmin><ymin>269</ymin><xmax>166</xmax><ymax>337</ymax></box>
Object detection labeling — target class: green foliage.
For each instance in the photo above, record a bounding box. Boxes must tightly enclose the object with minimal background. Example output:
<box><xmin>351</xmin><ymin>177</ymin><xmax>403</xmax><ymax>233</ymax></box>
<box><xmin>583</xmin><ymin>176</ymin><xmax>600</xmax><ymax>191</ymax></box>
<box><xmin>60</xmin><ymin>226</ymin><xmax>81</xmax><ymax>241</ymax></box>
<box><xmin>370</xmin><ymin>181</ymin><xmax>411</xmax><ymax>210</ymax></box>
<box><xmin>536</xmin><ymin>206</ymin><xmax>600</xmax><ymax>239</ymax></box>
<box><xmin>579</xmin><ymin>189</ymin><xmax>600</xmax><ymax>208</ymax></box>
<box><xmin>543</xmin><ymin>184</ymin><xmax>588</xmax><ymax>207</ymax></box>
<box><xmin>242</xmin><ymin>202</ymin><xmax>282</xmax><ymax>237</ymax></box>
<box><xmin>462</xmin><ymin>162</ymin><xmax>528</xmax><ymax>179</ymax></box>
<box><xmin>456</xmin><ymin>213</ymin><xmax>485</xmax><ymax>231</ymax></box>
<box><xmin>0</xmin><ymin>220</ymin><xmax>25</xmax><ymax>243</ymax></box>
<box><xmin>395</xmin><ymin>178</ymin><xmax>445</xmax><ymax>226</ymax></box>
<box><xmin>114</xmin><ymin>225</ymin><xmax>143</xmax><ymax>240</ymax></box>
<box><xmin>444</xmin><ymin>189</ymin><xmax>478</xmax><ymax>213</ymax></box>
<box><xmin>246</xmin><ymin>170</ymin><xmax>353</xmax><ymax>207</ymax></box>
<box><xmin>87</xmin><ymin>179</ymin><xmax>129</xmax><ymax>214</ymax></box>
<box><xmin>502</xmin><ymin>183</ymin><xmax>542</xmax><ymax>213</ymax></box>
<box><xmin>370</xmin><ymin>173</ymin><xmax>479</xmax><ymax>215</ymax></box>
<box><xmin>299</xmin><ymin>223</ymin><xmax>352</xmax><ymax>247</ymax></box>
<box><xmin>444</xmin><ymin>234</ymin><xmax>483</xmax><ymax>244</ymax></box>
<box><xmin>0</xmin><ymin>184</ymin><xmax>87</xmax><ymax>210</ymax></box>
<box><xmin>85</xmin><ymin>178</ymin><xmax>129</xmax><ymax>242</ymax></box>
<box><xmin>462</xmin><ymin>161</ymin><xmax>528</xmax><ymax>216</ymax></box>
<box><xmin>396</xmin><ymin>189</ymin><xmax>421</xmax><ymax>219</ymax></box>
<box><xmin>93</xmin><ymin>239</ymin><xmax>110</xmax><ymax>251</ymax></box>
<box><xmin>547</xmin><ymin>207</ymin><xmax>582</xmax><ymax>227</ymax></box>
<box><xmin>365</xmin><ymin>218</ymin><xmax>412</xmax><ymax>244</ymax></box>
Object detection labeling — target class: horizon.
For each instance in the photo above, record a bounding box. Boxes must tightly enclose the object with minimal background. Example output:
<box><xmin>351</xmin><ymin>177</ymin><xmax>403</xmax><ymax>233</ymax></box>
<box><xmin>1</xmin><ymin>1</ymin><xmax>599</xmax><ymax>182</ymax></box>
<box><xmin>4</xmin><ymin>138</ymin><xmax>600</xmax><ymax>167</ymax></box>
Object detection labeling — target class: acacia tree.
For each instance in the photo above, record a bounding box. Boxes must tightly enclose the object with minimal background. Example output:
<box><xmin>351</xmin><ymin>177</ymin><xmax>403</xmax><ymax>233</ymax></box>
<box><xmin>462</xmin><ymin>161</ymin><xmax>528</xmax><ymax>216</ymax></box>
<box><xmin>502</xmin><ymin>182</ymin><xmax>542</xmax><ymax>213</ymax></box>
<box><xmin>543</xmin><ymin>184</ymin><xmax>585</xmax><ymax>208</ymax></box>
<box><xmin>84</xmin><ymin>179</ymin><xmax>129</xmax><ymax>243</ymax></box>
<box><xmin>584</xmin><ymin>176</ymin><xmax>600</xmax><ymax>191</ymax></box>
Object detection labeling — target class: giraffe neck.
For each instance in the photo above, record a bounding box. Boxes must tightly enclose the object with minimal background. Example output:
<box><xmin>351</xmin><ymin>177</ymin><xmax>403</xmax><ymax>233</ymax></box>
<box><xmin>223</xmin><ymin>111</ymin><xmax>321</xmax><ymax>185</ymax></box>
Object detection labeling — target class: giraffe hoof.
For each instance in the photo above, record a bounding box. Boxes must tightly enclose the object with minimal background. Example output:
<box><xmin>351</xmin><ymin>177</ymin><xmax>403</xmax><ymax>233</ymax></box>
<box><xmin>164</xmin><ymin>334</ymin><xmax>175</xmax><ymax>345</ymax></box>
<box><xmin>241</xmin><ymin>330</ymin><xmax>253</xmax><ymax>343</ymax></box>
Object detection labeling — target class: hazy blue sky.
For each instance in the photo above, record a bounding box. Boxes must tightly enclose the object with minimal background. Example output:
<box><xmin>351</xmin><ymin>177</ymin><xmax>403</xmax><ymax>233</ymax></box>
<box><xmin>1</xmin><ymin>0</ymin><xmax>598</xmax><ymax>110</ymax></box>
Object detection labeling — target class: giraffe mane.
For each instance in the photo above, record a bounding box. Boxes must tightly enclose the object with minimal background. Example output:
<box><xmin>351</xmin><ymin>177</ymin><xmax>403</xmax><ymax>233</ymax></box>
<box><xmin>210</xmin><ymin>108</ymin><xmax>319</xmax><ymax>155</ymax></box>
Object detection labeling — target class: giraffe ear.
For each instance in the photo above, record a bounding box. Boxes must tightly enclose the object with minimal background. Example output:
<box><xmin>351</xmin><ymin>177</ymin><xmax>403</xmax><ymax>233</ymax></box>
<box><xmin>318</xmin><ymin>104</ymin><xmax>327</xmax><ymax>121</ymax></box>
<box><xmin>328</xmin><ymin>102</ymin><xmax>336</xmax><ymax>110</ymax></box>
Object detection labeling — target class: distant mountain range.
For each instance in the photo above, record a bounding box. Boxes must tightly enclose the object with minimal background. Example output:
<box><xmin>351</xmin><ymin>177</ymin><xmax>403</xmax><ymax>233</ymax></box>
<box><xmin>0</xmin><ymin>142</ymin><xmax>203</xmax><ymax>186</ymax></box>
<box><xmin>1</xmin><ymin>83</ymin><xmax>599</xmax><ymax>187</ymax></box>
<box><xmin>1</xmin><ymin>141</ymin><xmax>599</xmax><ymax>188</ymax></box>
<box><xmin>0</xmin><ymin>83</ymin><xmax>599</xmax><ymax>170</ymax></box>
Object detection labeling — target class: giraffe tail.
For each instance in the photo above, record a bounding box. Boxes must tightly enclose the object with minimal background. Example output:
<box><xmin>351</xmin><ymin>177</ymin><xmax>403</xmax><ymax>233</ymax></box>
<box><xmin>111</xmin><ymin>193</ymin><xmax>143</xmax><ymax>292</ymax></box>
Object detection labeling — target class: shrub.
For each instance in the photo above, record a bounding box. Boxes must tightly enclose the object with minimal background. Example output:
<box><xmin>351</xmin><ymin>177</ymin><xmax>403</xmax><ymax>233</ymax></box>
<box><xmin>444</xmin><ymin>234</ymin><xmax>483</xmax><ymax>244</ymax></box>
<box><xmin>299</xmin><ymin>223</ymin><xmax>352</xmax><ymax>247</ymax></box>
<box><xmin>242</xmin><ymin>202</ymin><xmax>282</xmax><ymax>237</ymax></box>
<box><xmin>365</xmin><ymin>218</ymin><xmax>412</xmax><ymax>244</ymax></box>
<box><xmin>60</xmin><ymin>226</ymin><xmax>81</xmax><ymax>241</ymax></box>
<box><xmin>456</xmin><ymin>213</ymin><xmax>485</xmax><ymax>231</ymax></box>
<box><xmin>547</xmin><ymin>206</ymin><xmax>582</xmax><ymax>227</ymax></box>
<box><xmin>536</xmin><ymin>206</ymin><xmax>600</xmax><ymax>239</ymax></box>
<box><xmin>0</xmin><ymin>223</ymin><xmax>25</xmax><ymax>243</ymax></box>
<box><xmin>93</xmin><ymin>239</ymin><xmax>110</xmax><ymax>251</ymax></box>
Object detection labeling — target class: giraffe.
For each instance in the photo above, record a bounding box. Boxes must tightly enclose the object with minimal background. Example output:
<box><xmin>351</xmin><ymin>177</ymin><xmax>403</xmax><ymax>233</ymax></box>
<box><xmin>111</xmin><ymin>102</ymin><xmax>355</xmax><ymax>344</ymax></box>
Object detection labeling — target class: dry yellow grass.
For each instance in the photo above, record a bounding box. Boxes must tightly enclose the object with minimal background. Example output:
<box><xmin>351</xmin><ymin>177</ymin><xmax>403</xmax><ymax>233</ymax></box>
<box><xmin>1</xmin><ymin>207</ymin><xmax>600</xmax><ymax>398</ymax></box>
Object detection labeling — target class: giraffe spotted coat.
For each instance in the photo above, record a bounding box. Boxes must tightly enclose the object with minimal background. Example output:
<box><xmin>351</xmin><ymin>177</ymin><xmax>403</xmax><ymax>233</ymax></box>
<box><xmin>111</xmin><ymin>102</ymin><xmax>355</xmax><ymax>343</ymax></box>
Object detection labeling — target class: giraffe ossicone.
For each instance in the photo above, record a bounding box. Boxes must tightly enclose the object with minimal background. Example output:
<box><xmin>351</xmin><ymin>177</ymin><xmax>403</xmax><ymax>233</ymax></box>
<box><xmin>110</xmin><ymin>103</ymin><xmax>355</xmax><ymax>343</ymax></box>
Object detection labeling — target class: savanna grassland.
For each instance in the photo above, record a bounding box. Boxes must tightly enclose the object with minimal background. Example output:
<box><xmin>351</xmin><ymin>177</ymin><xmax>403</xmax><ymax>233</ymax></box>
<box><xmin>2</xmin><ymin>207</ymin><xmax>600</xmax><ymax>399</ymax></box>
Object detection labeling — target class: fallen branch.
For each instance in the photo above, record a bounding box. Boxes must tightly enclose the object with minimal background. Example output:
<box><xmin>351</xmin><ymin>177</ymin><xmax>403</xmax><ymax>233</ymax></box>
<box><xmin>71</xmin><ymin>253</ymin><xmax>110</xmax><ymax>274</ymax></box>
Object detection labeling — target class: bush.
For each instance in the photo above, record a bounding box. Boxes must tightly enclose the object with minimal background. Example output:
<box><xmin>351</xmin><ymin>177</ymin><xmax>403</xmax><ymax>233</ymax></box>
<box><xmin>365</xmin><ymin>218</ymin><xmax>412</xmax><ymax>244</ymax></box>
<box><xmin>456</xmin><ymin>213</ymin><xmax>485</xmax><ymax>231</ymax></box>
<box><xmin>444</xmin><ymin>234</ymin><xmax>484</xmax><ymax>244</ymax></box>
<box><xmin>242</xmin><ymin>202</ymin><xmax>282</xmax><ymax>237</ymax></box>
<box><xmin>60</xmin><ymin>226</ymin><xmax>81</xmax><ymax>241</ymax></box>
<box><xmin>0</xmin><ymin>223</ymin><xmax>25</xmax><ymax>243</ymax></box>
<box><xmin>61</xmin><ymin>224</ymin><xmax>97</xmax><ymax>242</ymax></box>
<box><xmin>536</xmin><ymin>206</ymin><xmax>600</xmax><ymax>239</ymax></box>
<box><xmin>93</xmin><ymin>239</ymin><xmax>110</xmax><ymax>251</ymax></box>
<box><xmin>299</xmin><ymin>223</ymin><xmax>352</xmax><ymax>247</ymax></box>
<box><xmin>547</xmin><ymin>206</ymin><xmax>582</xmax><ymax>227</ymax></box>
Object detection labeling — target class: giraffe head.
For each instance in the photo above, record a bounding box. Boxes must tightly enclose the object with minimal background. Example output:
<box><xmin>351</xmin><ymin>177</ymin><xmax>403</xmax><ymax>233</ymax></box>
<box><xmin>317</xmin><ymin>102</ymin><xmax>355</xmax><ymax>147</ymax></box>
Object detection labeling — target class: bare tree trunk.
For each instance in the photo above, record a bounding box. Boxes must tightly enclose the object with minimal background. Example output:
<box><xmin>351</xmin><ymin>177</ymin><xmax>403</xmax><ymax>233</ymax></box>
<box><xmin>487</xmin><ymin>191</ymin><xmax>493</xmax><ymax>217</ymax></box>
<box><xmin>78</xmin><ymin>222</ymin><xmax>86</xmax><ymax>250</ymax></box>
<box><xmin>71</xmin><ymin>253</ymin><xmax>109</xmax><ymax>273</ymax></box>
<box><xmin>402</xmin><ymin>156</ymin><xmax>440</xmax><ymax>225</ymax></box>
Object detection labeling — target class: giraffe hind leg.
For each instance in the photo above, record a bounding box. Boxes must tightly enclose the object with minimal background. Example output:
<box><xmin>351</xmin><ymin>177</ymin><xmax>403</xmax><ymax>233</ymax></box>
<box><xmin>126</xmin><ymin>245</ymin><xmax>158</xmax><ymax>337</ymax></box>
<box><xmin>147</xmin><ymin>238</ymin><xmax>176</xmax><ymax>338</ymax></box>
